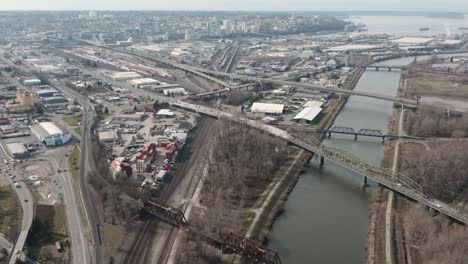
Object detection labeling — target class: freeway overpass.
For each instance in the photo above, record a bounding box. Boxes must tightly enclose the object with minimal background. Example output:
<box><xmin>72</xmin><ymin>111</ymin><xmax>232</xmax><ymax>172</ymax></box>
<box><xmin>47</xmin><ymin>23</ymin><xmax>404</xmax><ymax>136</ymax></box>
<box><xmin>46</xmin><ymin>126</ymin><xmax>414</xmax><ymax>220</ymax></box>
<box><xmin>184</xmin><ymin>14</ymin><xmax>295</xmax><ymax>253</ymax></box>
<box><xmin>112</xmin><ymin>47</ymin><xmax>419</xmax><ymax>107</ymax></box>
<box><xmin>167</xmin><ymin>100</ymin><xmax>468</xmax><ymax>225</ymax></box>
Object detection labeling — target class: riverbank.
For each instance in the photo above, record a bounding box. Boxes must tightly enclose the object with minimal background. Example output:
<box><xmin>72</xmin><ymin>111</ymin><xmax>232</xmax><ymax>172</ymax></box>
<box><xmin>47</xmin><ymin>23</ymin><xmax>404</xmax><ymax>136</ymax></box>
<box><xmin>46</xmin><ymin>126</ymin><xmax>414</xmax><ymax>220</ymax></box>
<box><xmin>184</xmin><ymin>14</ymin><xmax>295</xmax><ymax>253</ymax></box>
<box><xmin>370</xmin><ymin>61</ymin><xmax>468</xmax><ymax>263</ymax></box>
<box><xmin>250</xmin><ymin>66</ymin><xmax>367</xmax><ymax>254</ymax></box>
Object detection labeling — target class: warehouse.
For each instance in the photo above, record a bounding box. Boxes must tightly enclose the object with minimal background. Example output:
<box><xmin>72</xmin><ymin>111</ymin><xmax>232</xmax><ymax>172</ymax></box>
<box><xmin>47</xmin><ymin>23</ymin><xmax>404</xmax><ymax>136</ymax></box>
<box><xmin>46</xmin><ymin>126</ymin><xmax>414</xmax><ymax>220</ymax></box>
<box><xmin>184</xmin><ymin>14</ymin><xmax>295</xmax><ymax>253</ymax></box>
<box><xmin>34</xmin><ymin>88</ymin><xmax>59</xmax><ymax>98</ymax></box>
<box><xmin>163</xmin><ymin>88</ymin><xmax>187</xmax><ymax>96</ymax></box>
<box><xmin>110</xmin><ymin>71</ymin><xmax>142</xmax><ymax>81</ymax></box>
<box><xmin>98</xmin><ymin>130</ymin><xmax>118</xmax><ymax>143</ymax></box>
<box><xmin>30</xmin><ymin>122</ymin><xmax>71</xmax><ymax>146</ymax></box>
<box><xmin>0</xmin><ymin>125</ymin><xmax>16</xmax><ymax>134</ymax></box>
<box><xmin>43</xmin><ymin>96</ymin><xmax>68</xmax><ymax>104</ymax></box>
<box><xmin>129</xmin><ymin>78</ymin><xmax>159</xmax><ymax>88</ymax></box>
<box><xmin>293</xmin><ymin>107</ymin><xmax>322</xmax><ymax>123</ymax></box>
<box><xmin>6</xmin><ymin>142</ymin><xmax>29</xmax><ymax>159</ymax></box>
<box><xmin>23</xmin><ymin>79</ymin><xmax>41</xmax><ymax>86</ymax></box>
<box><xmin>251</xmin><ymin>103</ymin><xmax>284</xmax><ymax>115</ymax></box>
<box><xmin>303</xmin><ymin>100</ymin><xmax>324</xmax><ymax>108</ymax></box>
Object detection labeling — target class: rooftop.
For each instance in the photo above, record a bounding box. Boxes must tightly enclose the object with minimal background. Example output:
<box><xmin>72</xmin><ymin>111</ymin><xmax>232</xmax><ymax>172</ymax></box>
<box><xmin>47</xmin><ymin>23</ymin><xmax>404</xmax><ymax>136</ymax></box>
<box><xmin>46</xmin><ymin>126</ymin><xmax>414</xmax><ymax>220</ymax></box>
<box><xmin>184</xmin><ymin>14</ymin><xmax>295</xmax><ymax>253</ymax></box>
<box><xmin>32</xmin><ymin>122</ymin><xmax>64</xmax><ymax>137</ymax></box>
<box><xmin>6</xmin><ymin>142</ymin><xmax>28</xmax><ymax>154</ymax></box>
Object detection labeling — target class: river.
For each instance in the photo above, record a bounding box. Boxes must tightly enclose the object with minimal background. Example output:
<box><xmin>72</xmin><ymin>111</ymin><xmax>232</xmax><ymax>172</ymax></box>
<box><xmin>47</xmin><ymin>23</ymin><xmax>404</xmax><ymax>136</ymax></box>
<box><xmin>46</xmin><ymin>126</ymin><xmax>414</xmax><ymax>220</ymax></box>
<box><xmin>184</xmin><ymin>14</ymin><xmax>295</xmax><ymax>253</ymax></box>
<box><xmin>349</xmin><ymin>15</ymin><xmax>468</xmax><ymax>36</ymax></box>
<box><xmin>267</xmin><ymin>55</ymin><xmax>419</xmax><ymax>263</ymax></box>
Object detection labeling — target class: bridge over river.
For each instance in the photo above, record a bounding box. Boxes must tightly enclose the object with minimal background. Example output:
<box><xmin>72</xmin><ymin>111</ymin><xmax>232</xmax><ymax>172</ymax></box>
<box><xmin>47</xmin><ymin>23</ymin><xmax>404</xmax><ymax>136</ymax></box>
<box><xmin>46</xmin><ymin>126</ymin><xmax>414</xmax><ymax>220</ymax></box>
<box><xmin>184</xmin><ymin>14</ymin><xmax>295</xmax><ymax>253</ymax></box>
<box><xmin>169</xmin><ymin>100</ymin><xmax>468</xmax><ymax>225</ymax></box>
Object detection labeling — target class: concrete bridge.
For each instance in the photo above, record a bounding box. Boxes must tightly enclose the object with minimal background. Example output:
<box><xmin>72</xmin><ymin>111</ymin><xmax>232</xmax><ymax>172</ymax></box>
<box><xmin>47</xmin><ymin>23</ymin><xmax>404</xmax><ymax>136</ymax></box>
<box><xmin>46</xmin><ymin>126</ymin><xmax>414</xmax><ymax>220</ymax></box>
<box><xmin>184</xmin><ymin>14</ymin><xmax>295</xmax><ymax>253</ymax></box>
<box><xmin>188</xmin><ymin>83</ymin><xmax>257</xmax><ymax>99</ymax></box>
<box><xmin>168</xmin><ymin>100</ymin><xmax>468</xmax><ymax>225</ymax></box>
<box><xmin>108</xmin><ymin>47</ymin><xmax>419</xmax><ymax>107</ymax></box>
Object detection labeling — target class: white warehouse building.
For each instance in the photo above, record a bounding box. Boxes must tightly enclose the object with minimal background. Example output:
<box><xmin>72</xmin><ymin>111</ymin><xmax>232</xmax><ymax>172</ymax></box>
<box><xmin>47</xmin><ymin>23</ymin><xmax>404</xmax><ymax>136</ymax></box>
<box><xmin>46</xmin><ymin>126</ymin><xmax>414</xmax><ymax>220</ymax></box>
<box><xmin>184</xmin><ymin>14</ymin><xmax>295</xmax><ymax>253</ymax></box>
<box><xmin>30</xmin><ymin>122</ymin><xmax>71</xmax><ymax>147</ymax></box>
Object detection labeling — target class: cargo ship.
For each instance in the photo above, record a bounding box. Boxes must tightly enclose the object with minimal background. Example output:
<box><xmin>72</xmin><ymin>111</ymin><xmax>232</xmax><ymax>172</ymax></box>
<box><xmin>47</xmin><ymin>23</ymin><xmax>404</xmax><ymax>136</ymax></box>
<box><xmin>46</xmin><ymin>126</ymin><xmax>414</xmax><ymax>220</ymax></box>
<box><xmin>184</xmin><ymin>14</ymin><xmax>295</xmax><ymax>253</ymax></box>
<box><xmin>419</xmin><ymin>27</ymin><xmax>430</xmax><ymax>31</ymax></box>
<box><xmin>459</xmin><ymin>27</ymin><xmax>468</xmax><ymax>30</ymax></box>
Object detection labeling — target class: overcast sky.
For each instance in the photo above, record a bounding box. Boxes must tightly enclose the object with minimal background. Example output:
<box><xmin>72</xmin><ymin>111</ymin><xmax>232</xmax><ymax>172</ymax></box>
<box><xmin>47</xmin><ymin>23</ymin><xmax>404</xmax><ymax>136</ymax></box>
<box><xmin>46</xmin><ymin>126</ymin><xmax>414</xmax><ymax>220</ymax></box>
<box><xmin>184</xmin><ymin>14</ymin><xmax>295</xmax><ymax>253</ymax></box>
<box><xmin>0</xmin><ymin>0</ymin><xmax>467</xmax><ymax>12</ymax></box>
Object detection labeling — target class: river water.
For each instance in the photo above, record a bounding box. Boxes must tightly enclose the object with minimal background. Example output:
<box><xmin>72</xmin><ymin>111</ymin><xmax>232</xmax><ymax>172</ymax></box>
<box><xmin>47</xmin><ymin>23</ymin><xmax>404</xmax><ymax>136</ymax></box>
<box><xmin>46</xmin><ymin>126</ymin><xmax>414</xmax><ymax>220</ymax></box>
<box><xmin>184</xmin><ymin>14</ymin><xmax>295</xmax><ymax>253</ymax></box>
<box><xmin>268</xmin><ymin>55</ymin><xmax>419</xmax><ymax>263</ymax></box>
<box><xmin>349</xmin><ymin>15</ymin><xmax>468</xmax><ymax>37</ymax></box>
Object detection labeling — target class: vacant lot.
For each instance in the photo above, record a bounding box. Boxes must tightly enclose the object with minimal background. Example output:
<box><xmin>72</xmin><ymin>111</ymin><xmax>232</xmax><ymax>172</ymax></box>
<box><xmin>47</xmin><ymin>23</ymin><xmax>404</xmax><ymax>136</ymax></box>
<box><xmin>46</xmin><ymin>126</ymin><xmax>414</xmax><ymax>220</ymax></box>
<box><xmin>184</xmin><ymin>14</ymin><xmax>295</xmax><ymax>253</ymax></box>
<box><xmin>63</xmin><ymin>115</ymin><xmax>82</xmax><ymax>127</ymax></box>
<box><xmin>0</xmin><ymin>186</ymin><xmax>22</xmax><ymax>241</ymax></box>
<box><xmin>402</xmin><ymin>71</ymin><xmax>468</xmax><ymax>98</ymax></box>
<box><xmin>27</xmin><ymin>205</ymin><xmax>69</xmax><ymax>263</ymax></box>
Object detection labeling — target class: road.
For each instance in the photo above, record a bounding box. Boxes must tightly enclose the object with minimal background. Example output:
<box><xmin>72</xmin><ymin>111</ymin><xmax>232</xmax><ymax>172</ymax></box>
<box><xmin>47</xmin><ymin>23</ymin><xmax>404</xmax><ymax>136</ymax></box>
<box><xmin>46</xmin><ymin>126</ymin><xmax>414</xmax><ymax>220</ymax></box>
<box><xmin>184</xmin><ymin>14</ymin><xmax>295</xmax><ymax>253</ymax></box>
<box><xmin>0</xmin><ymin>53</ymin><xmax>95</xmax><ymax>264</ymax></box>
<box><xmin>0</xmin><ymin>145</ymin><xmax>34</xmax><ymax>264</ymax></box>
<box><xmin>50</xmin><ymin>79</ymin><xmax>102</xmax><ymax>264</ymax></box>
<box><xmin>43</xmin><ymin>145</ymin><xmax>88</xmax><ymax>264</ymax></box>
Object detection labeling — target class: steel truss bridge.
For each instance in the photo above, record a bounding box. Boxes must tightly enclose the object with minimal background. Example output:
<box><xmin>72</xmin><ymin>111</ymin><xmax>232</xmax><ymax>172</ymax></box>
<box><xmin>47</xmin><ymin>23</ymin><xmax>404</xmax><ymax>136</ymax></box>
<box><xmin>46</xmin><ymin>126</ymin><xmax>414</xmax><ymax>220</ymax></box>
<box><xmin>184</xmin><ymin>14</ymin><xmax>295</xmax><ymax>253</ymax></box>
<box><xmin>319</xmin><ymin>126</ymin><xmax>418</xmax><ymax>141</ymax></box>
<box><xmin>169</xmin><ymin>101</ymin><xmax>468</xmax><ymax>224</ymax></box>
<box><xmin>364</xmin><ymin>65</ymin><xmax>404</xmax><ymax>71</ymax></box>
<box><xmin>142</xmin><ymin>200</ymin><xmax>282</xmax><ymax>264</ymax></box>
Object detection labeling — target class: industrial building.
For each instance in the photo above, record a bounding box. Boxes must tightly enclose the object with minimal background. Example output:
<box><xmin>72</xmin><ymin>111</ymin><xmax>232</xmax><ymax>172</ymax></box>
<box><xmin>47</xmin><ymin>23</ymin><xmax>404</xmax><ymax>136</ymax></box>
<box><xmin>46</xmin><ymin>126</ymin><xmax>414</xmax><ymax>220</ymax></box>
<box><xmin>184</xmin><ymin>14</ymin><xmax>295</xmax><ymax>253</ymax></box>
<box><xmin>163</xmin><ymin>87</ymin><xmax>187</xmax><ymax>96</ymax></box>
<box><xmin>23</xmin><ymin>79</ymin><xmax>41</xmax><ymax>86</ymax></box>
<box><xmin>0</xmin><ymin>125</ymin><xmax>16</xmax><ymax>134</ymax></box>
<box><xmin>129</xmin><ymin>78</ymin><xmax>159</xmax><ymax>88</ymax></box>
<box><xmin>98</xmin><ymin>130</ymin><xmax>118</xmax><ymax>143</ymax></box>
<box><xmin>251</xmin><ymin>103</ymin><xmax>284</xmax><ymax>114</ymax></box>
<box><xmin>293</xmin><ymin>107</ymin><xmax>323</xmax><ymax>123</ymax></box>
<box><xmin>6</xmin><ymin>142</ymin><xmax>29</xmax><ymax>159</ymax></box>
<box><xmin>43</xmin><ymin>96</ymin><xmax>68</xmax><ymax>104</ymax></box>
<box><xmin>110</xmin><ymin>71</ymin><xmax>142</xmax><ymax>81</ymax></box>
<box><xmin>156</xmin><ymin>109</ymin><xmax>175</xmax><ymax>118</ymax></box>
<box><xmin>30</xmin><ymin>122</ymin><xmax>71</xmax><ymax>146</ymax></box>
<box><xmin>34</xmin><ymin>88</ymin><xmax>59</xmax><ymax>98</ymax></box>
<box><xmin>16</xmin><ymin>89</ymin><xmax>34</xmax><ymax>107</ymax></box>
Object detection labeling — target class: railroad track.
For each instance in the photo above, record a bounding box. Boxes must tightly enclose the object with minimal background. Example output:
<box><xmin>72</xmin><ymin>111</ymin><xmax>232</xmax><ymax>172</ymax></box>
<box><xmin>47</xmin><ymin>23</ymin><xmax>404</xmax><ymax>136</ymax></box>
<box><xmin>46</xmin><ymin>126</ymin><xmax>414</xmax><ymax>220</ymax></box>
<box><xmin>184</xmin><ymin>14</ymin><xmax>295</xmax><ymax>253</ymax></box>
<box><xmin>122</xmin><ymin>116</ymin><xmax>213</xmax><ymax>264</ymax></box>
<box><xmin>157</xmin><ymin>116</ymin><xmax>215</xmax><ymax>263</ymax></box>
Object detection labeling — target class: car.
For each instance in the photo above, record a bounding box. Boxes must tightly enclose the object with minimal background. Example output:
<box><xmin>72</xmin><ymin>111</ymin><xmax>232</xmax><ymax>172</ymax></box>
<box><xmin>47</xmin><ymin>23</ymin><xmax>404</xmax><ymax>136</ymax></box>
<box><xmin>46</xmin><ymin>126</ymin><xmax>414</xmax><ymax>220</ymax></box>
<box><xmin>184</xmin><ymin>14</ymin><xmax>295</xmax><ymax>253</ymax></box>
<box><xmin>15</xmin><ymin>250</ymin><xmax>19</xmax><ymax>254</ymax></box>
<box><xmin>24</xmin><ymin>199</ymin><xmax>28</xmax><ymax>202</ymax></box>
<box><xmin>435</xmin><ymin>203</ymin><xmax>443</xmax><ymax>208</ymax></box>
<box><xmin>57</xmin><ymin>169</ymin><xmax>62</xmax><ymax>173</ymax></box>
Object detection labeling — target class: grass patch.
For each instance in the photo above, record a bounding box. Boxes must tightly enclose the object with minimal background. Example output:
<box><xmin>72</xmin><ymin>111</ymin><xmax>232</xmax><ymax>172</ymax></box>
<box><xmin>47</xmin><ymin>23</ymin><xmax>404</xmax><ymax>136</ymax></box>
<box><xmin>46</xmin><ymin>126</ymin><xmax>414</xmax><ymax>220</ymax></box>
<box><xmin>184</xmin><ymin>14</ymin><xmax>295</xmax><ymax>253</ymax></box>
<box><xmin>405</xmin><ymin>77</ymin><xmax>468</xmax><ymax>98</ymax></box>
<box><xmin>69</xmin><ymin>145</ymin><xmax>81</xmax><ymax>180</ymax></box>
<box><xmin>26</xmin><ymin>205</ymin><xmax>68</xmax><ymax>262</ymax></box>
<box><xmin>74</xmin><ymin>127</ymin><xmax>81</xmax><ymax>135</ymax></box>
<box><xmin>63</xmin><ymin>116</ymin><xmax>81</xmax><ymax>127</ymax></box>
<box><xmin>101</xmin><ymin>224</ymin><xmax>124</xmax><ymax>257</ymax></box>
<box><xmin>0</xmin><ymin>186</ymin><xmax>22</xmax><ymax>241</ymax></box>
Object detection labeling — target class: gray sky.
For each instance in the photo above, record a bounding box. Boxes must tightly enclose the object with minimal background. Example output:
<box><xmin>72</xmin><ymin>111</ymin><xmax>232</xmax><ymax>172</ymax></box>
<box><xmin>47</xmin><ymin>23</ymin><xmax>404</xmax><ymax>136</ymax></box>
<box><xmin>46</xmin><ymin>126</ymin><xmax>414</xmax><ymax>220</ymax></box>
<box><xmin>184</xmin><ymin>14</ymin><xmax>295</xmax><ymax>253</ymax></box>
<box><xmin>1</xmin><ymin>0</ymin><xmax>467</xmax><ymax>12</ymax></box>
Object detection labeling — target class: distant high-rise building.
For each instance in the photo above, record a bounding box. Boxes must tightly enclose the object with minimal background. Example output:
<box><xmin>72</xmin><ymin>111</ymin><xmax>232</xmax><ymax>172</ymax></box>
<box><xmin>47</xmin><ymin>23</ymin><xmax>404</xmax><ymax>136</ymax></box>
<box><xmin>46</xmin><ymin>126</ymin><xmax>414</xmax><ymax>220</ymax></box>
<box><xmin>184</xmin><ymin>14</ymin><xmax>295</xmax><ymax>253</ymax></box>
<box><xmin>223</xmin><ymin>20</ymin><xmax>233</xmax><ymax>34</ymax></box>
<box><xmin>89</xmin><ymin>11</ymin><xmax>97</xmax><ymax>18</ymax></box>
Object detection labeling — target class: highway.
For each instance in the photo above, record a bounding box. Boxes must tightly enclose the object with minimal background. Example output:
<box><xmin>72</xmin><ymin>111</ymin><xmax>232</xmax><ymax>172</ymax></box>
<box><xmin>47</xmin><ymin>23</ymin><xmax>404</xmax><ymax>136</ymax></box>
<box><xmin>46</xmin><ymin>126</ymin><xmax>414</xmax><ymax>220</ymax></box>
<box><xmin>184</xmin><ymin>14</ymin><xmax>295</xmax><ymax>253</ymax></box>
<box><xmin>50</xmin><ymin>79</ymin><xmax>102</xmax><ymax>264</ymax></box>
<box><xmin>0</xmin><ymin>53</ymin><xmax>94</xmax><ymax>264</ymax></box>
<box><xmin>111</xmin><ymin>47</ymin><xmax>419</xmax><ymax>107</ymax></box>
<box><xmin>0</xmin><ymin>145</ymin><xmax>34</xmax><ymax>264</ymax></box>
<box><xmin>43</xmin><ymin>146</ymin><xmax>88</xmax><ymax>264</ymax></box>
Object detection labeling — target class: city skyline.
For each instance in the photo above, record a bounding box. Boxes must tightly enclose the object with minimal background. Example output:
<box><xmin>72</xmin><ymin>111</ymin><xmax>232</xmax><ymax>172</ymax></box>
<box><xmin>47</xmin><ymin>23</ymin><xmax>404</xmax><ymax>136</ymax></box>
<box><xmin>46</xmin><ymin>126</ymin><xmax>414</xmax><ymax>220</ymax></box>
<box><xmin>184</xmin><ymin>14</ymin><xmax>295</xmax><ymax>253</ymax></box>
<box><xmin>0</xmin><ymin>0</ymin><xmax>467</xmax><ymax>12</ymax></box>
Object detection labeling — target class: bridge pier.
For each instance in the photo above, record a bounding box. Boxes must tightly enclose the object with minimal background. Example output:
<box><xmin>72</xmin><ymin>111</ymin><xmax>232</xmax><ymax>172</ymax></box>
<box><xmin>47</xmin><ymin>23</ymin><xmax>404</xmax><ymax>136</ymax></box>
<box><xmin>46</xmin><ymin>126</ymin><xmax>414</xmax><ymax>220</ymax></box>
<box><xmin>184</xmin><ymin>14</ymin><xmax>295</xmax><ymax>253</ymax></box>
<box><xmin>376</xmin><ymin>67</ymin><xmax>379</xmax><ymax>71</ymax></box>
<box><xmin>328</xmin><ymin>131</ymin><xmax>332</xmax><ymax>138</ymax></box>
<box><xmin>354</xmin><ymin>134</ymin><xmax>358</xmax><ymax>141</ymax></box>
<box><xmin>388</xmin><ymin>67</ymin><xmax>391</xmax><ymax>71</ymax></box>
<box><xmin>362</xmin><ymin>176</ymin><xmax>368</xmax><ymax>188</ymax></box>
<box><xmin>382</xmin><ymin>136</ymin><xmax>385</xmax><ymax>143</ymax></box>
<box><xmin>319</xmin><ymin>156</ymin><xmax>325</xmax><ymax>167</ymax></box>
